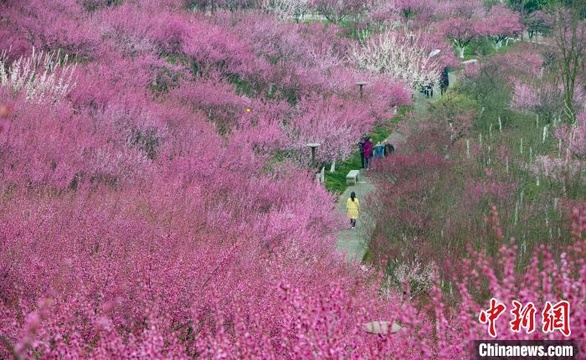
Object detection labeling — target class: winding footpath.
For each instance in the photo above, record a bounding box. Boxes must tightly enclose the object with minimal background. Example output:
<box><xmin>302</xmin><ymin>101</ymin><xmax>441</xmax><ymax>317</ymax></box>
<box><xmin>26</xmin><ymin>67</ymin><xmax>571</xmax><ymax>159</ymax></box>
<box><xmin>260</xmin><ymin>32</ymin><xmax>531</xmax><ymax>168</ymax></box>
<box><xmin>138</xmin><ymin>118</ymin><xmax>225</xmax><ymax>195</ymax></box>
<box><xmin>335</xmin><ymin>91</ymin><xmax>427</xmax><ymax>263</ymax></box>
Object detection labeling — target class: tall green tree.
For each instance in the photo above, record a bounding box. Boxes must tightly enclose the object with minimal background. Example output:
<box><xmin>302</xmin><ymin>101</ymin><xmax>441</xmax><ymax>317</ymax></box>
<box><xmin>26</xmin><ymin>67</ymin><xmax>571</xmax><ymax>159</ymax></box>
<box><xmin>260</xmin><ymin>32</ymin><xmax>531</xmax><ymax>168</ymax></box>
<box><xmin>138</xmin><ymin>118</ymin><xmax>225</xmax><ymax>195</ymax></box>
<box><xmin>548</xmin><ymin>0</ymin><xmax>586</xmax><ymax>122</ymax></box>
<box><xmin>506</xmin><ymin>0</ymin><xmax>549</xmax><ymax>13</ymax></box>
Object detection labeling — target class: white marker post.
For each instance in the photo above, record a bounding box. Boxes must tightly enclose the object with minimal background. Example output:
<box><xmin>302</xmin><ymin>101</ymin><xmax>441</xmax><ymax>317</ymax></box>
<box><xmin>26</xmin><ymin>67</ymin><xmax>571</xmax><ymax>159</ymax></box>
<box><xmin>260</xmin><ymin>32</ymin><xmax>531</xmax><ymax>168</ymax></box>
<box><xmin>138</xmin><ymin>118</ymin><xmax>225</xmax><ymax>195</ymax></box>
<box><xmin>520</xmin><ymin>138</ymin><xmax>523</xmax><ymax>155</ymax></box>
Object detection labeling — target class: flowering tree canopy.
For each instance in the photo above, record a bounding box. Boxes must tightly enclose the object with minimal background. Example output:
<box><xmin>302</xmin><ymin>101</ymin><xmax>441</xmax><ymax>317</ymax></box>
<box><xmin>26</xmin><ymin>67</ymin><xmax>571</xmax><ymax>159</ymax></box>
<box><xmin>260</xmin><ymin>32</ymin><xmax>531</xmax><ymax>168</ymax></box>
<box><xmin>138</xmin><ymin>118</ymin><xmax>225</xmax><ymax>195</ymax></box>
<box><xmin>353</xmin><ymin>31</ymin><xmax>441</xmax><ymax>89</ymax></box>
<box><xmin>482</xmin><ymin>4</ymin><xmax>524</xmax><ymax>48</ymax></box>
<box><xmin>0</xmin><ymin>48</ymin><xmax>77</xmax><ymax>103</ymax></box>
<box><xmin>311</xmin><ymin>0</ymin><xmax>366</xmax><ymax>23</ymax></box>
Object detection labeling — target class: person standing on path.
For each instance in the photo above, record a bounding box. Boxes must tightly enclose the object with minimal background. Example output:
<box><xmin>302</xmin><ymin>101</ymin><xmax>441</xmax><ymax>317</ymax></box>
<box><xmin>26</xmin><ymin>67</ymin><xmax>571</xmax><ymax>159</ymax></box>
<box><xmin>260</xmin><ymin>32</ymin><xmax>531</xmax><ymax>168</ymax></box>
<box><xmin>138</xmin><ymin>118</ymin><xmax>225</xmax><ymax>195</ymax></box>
<box><xmin>358</xmin><ymin>135</ymin><xmax>367</xmax><ymax>169</ymax></box>
<box><xmin>363</xmin><ymin>137</ymin><xmax>373</xmax><ymax>170</ymax></box>
<box><xmin>346</xmin><ymin>191</ymin><xmax>360</xmax><ymax>229</ymax></box>
<box><xmin>384</xmin><ymin>140</ymin><xmax>395</xmax><ymax>157</ymax></box>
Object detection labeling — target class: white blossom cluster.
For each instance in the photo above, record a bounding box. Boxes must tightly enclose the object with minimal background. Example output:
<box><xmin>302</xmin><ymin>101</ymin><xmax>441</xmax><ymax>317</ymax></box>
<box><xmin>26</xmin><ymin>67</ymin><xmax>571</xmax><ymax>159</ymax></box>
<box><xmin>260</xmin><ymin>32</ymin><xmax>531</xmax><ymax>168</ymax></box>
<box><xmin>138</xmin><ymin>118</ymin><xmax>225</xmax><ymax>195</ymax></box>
<box><xmin>530</xmin><ymin>155</ymin><xmax>585</xmax><ymax>185</ymax></box>
<box><xmin>383</xmin><ymin>256</ymin><xmax>437</xmax><ymax>300</ymax></box>
<box><xmin>258</xmin><ymin>0</ymin><xmax>311</xmax><ymax>21</ymax></box>
<box><xmin>0</xmin><ymin>48</ymin><xmax>77</xmax><ymax>103</ymax></box>
<box><xmin>353</xmin><ymin>31</ymin><xmax>441</xmax><ymax>89</ymax></box>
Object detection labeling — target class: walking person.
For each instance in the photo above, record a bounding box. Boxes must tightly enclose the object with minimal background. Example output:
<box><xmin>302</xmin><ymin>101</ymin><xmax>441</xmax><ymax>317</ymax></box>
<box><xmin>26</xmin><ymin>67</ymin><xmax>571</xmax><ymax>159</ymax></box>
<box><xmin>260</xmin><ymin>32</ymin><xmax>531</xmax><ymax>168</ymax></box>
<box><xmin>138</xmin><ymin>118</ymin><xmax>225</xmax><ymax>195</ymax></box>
<box><xmin>346</xmin><ymin>191</ymin><xmax>360</xmax><ymax>229</ymax></box>
<box><xmin>363</xmin><ymin>137</ymin><xmax>373</xmax><ymax>170</ymax></box>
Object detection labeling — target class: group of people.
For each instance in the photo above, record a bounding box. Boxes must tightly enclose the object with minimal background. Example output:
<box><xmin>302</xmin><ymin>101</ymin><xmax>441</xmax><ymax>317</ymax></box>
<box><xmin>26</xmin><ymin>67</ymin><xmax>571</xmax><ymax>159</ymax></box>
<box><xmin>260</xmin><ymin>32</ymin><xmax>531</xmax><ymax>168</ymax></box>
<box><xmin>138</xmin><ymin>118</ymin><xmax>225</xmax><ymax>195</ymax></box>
<box><xmin>346</xmin><ymin>135</ymin><xmax>395</xmax><ymax>229</ymax></box>
<box><xmin>358</xmin><ymin>135</ymin><xmax>394</xmax><ymax>170</ymax></box>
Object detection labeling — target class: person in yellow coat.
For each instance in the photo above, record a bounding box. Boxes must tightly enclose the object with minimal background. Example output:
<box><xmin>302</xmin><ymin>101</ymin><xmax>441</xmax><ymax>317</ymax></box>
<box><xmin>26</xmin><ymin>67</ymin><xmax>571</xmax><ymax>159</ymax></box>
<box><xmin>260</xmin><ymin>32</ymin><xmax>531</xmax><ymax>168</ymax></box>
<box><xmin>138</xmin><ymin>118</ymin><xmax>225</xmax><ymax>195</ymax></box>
<box><xmin>346</xmin><ymin>191</ymin><xmax>360</xmax><ymax>229</ymax></box>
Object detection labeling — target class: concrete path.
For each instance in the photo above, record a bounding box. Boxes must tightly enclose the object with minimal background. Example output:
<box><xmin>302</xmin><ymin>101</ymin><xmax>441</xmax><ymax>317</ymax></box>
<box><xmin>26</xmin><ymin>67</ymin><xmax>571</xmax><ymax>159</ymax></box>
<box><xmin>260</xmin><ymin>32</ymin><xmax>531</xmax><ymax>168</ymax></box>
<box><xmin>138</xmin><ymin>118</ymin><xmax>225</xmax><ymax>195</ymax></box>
<box><xmin>336</xmin><ymin>169</ymin><xmax>375</xmax><ymax>263</ymax></box>
<box><xmin>334</xmin><ymin>132</ymin><xmax>408</xmax><ymax>262</ymax></box>
<box><xmin>335</xmin><ymin>91</ymin><xmax>430</xmax><ymax>262</ymax></box>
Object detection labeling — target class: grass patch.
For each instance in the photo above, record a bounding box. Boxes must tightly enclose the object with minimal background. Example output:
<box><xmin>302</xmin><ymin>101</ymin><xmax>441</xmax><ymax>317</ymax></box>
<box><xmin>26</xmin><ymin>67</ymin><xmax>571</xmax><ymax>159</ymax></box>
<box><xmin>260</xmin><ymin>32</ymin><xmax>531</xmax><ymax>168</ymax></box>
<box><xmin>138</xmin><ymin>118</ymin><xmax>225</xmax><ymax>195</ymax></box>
<box><xmin>324</xmin><ymin>152</ymin><xmax>363</xmax><ymax>196</ymax></box>
<box><xmin>369</xmin><ymin>125</ymin><xmax>391</xmax><ymax>144</ymax></box>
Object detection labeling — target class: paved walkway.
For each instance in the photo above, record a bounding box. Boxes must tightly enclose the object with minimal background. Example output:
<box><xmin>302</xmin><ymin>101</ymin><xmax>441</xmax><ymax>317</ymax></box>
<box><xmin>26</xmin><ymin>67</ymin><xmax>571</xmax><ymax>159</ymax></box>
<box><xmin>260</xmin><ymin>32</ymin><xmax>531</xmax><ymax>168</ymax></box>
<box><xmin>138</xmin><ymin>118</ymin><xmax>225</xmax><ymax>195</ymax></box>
<box><xmin>334</xmin><ymin>102</ymin><xmax>416</xmax><ymax>262</ymax></box>
<box><xmin>336</xmin><ymin>169</ymin><xmax>375</xmax><ymax>262</ymax></box>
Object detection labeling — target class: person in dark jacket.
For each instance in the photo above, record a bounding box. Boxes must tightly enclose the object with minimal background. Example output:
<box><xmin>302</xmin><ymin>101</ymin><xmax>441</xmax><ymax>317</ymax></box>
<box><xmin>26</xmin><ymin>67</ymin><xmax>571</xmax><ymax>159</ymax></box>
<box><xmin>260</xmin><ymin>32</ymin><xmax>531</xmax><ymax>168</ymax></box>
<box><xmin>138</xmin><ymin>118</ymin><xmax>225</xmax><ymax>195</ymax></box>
<box><xmin>440</xmin><ymin>67</ymin><xmax>449</xmax><ymax>95</ymax></box>
<box><xmin>363</xmin><ymin>137</ymin><xmax>373</xmax><ymax>170</ymax></box>
<box><xmin>358</xmin><ymin>135</ymin><xmax>367</xmax><ymax>169</ymax></box>
<box><xmin>384</xmin><ymin>141</ymin><xmax>395</xmax><ymax>156</ymax></box>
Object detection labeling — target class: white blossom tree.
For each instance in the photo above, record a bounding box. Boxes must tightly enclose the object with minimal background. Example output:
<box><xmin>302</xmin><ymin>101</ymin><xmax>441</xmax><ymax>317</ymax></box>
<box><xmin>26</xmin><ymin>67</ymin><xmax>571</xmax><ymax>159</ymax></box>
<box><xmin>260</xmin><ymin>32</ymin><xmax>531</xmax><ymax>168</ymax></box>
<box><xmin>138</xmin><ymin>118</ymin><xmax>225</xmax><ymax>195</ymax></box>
<box><xmin>352</xmin><ymin>31</ymin><xmax>441</xmax><ymax>89</ymax></box>
<box><xmin>257</xmin><ymin>0</ymin><xmax>311</xmax><ymax>21</ymax></box>
<box><xmin>0</xmin><ymin>48</ymin><xmax>77</xmax><ymax>104</ymax></box>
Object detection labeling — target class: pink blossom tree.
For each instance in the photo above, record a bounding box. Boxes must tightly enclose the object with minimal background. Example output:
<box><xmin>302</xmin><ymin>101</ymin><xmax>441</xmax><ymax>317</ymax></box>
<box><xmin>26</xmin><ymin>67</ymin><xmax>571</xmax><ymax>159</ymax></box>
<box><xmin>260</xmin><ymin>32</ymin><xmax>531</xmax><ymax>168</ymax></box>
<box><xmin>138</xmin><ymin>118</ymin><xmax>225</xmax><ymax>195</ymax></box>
<box><xmin>433</xmin><ymin>0</ymin><xmax>486</xmax><ymax>59</ymax></box>
<box><xmin>438</xmin><ymin>17</ymin><xmax>483</xmax><ymax>59</ymax></box>
<box><xmin>554</xmin><ymin>112</ymin><xmax>586</xmax><ymax>158</ymax></box>
<box><xmin>392</xmin><ymin>0</ymin><xmax>434</xmax><ymax>22</ymax></box>
<box><xmin>310</xmin><ymin>0</ymin><xmax>366</xmax><ymax>23</ymax></box>
<box><xmin>282</xmin><ymin>94</ymin><xmax>371</xmax><ymax>165</ymax></box>
<box><xmin>510</xmin><ymin>77</ymin><xmax>541</xmax><ymax>112</ymax></box>
<box><xmin>481</xmin><ymin>4</ymin><xmax>524</xmax><ymax>49</ymax></box>
<box><xmin>1</xmin><ymin>0</ymin><xmax>99</xmax><ymax>58</ymax></box>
